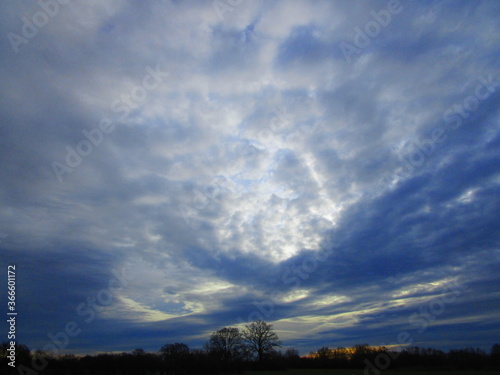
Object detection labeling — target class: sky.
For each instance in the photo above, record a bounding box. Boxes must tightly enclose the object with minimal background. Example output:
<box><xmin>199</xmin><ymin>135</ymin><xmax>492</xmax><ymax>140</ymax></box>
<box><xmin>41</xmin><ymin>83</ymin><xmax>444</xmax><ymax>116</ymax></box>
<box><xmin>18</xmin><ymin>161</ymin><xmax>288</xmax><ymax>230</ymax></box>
<box><xmin>0</xmin><ymin>0</ymin><xmax>499</xmax><ymax>356</ymax></box>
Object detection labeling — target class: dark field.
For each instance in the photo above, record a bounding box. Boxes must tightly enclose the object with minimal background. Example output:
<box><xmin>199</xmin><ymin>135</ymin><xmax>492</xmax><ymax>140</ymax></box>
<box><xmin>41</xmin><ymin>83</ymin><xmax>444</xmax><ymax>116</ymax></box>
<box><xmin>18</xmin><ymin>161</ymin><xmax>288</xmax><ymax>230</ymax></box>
<box><xmin>233</xmin><ymin>370</ymin><xmax>499</xmax><ymax>375</ymax></box>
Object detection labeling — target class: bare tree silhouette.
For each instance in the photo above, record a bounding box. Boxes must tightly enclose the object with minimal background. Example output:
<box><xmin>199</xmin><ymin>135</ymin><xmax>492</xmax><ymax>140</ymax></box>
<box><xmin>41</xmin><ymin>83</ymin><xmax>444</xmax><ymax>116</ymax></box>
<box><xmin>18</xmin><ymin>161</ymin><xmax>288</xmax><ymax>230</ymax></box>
<box><xmin>242</xmin><ymin>320</ymin><xmax>281</xmax><ymax>363</ymax></box>
<box><xmin>207</xmin><ymin>327</ymin><xmax>244</xmax><ymax>361</ymax></box>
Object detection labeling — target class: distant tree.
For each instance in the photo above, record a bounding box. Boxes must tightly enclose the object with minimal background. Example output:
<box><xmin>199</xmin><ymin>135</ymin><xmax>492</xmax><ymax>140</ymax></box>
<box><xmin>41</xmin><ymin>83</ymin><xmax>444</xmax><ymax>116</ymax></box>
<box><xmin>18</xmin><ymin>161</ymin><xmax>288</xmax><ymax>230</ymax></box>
<box><xmin>316</xmin><ymin>346</ymin><xmax>333</xmax><ymax>360</ymax></box>
<box><xmin>130</xmin><ymin>348</ymin><xmax>148</xmax><ymax>375</ymax></box>
<box><xmin>332</xmin><ymin>347</ymin><xmax>349</xmax><ymax>360</ymax></box>
<box><xmin>492</xmin><ymin>344</ymin><xmax>500</xmax><ymax>368</ymax></box>
<box><xmin>243</xmin><ymin>320</ymin><xmax>281</xmax><ymax>363</ymax></box>
<box><xmin>352</xmin><ymin>343</ymin><xmax>372</xmax><ymax>356</ymax></box>
<box><xmin>207</xmin><ymin>327</ymin><xmax>244</xmax><ymax>361</ymax></box>
<box><xmin>449</xmin><ymin>347</ymin><xmax>487</xmax><ymax>370</ymax></box>
<box><xmin>350</xmin><ymin>344</ymin><xmax>376</xmax><ymax>367</ymax></box>
<box><xmin>132</xmin><ymin>348</ymin><xmax>146</xmax><ymax>356</ymax></box>
<box><xmin>284</xmin><ymin>348</ymin><xmax>300</xmax><ymax>360</ymax></box>
<box><xmin>159</xmin><ymin>343</ymin><xmax>190</xmax><ymax>374</ymax></box>
<box><xmin>159</xmin><ymin>343</ymin><xmax>190</xmax><ymax>359</ymax></box>
<box><xmin>284</xmin><ymin>348</ymin><xmax>301</xmax><ymax>367</ymax></box>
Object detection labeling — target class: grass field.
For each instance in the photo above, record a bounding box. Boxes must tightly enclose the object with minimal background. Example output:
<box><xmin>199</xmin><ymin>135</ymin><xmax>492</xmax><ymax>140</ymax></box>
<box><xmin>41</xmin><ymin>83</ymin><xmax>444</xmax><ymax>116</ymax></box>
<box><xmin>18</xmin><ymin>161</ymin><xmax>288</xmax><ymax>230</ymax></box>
<box><xmin>233</xmin><ymin>370</ymin><xmax>499</xmax><ymax>375</ymax></box>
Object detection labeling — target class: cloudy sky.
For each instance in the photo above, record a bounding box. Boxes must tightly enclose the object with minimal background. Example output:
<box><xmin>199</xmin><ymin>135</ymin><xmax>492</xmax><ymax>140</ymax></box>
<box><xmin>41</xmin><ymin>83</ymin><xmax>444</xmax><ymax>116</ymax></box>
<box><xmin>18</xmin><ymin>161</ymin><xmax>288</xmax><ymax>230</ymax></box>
<box><xmin>1</xmin><ymin>0</ymin><xmax>499</xmax><ymax>355</ymax></box>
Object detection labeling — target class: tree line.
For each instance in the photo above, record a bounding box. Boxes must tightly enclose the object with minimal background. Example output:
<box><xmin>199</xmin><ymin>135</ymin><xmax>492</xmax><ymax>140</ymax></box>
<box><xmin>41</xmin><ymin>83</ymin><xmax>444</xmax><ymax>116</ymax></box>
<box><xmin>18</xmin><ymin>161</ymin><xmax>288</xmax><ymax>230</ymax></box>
<box><xmin>1</xmin><ymin>320</ymin><xmax>282</xmax><ymax>375</ymax></box>
<box><xmin>304</xmin><ymin>344</ymin><xmax>500</xmax><ymax>372</ymax></box>
<box><xmin>1</xmin><ymin>320</ymin><xmax>499</xmax><ymax>374</ymax></box>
